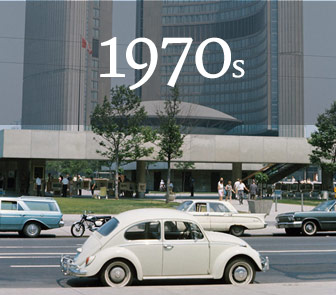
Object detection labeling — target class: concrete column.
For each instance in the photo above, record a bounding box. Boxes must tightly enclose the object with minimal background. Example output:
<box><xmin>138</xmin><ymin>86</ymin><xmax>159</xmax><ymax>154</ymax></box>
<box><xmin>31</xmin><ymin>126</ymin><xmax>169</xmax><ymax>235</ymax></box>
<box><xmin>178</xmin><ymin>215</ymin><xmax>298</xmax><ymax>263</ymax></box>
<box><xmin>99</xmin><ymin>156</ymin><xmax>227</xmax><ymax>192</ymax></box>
<box><xmin>136</xmin><ymin>161</ymin><xmax>147</xmax><ymax>198</ymax></box>
<box><xmin>232</xmin><ymin>162</ymin><xmax>242</xmax><ymax>182</ymax></box>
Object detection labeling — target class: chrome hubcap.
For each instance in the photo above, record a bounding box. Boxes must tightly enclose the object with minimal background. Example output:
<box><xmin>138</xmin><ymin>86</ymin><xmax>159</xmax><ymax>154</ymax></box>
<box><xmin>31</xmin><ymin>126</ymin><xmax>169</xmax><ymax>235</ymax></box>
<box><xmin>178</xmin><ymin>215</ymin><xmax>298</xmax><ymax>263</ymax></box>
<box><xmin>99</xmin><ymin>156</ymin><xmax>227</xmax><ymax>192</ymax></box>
<box><xmin>306</xmin><ymin>223</ymin><xmax>314</xmax><ymax>233</ymax></box>
<box><xmin>27</xmin><ymin>224</ymin><xmax>38</xmax><ymax>235</ymax></box>
<box><xmin>110</xmin><ymin>266</ymin><xmax>126</xmax><ymax>283</ymax></box>
<box><xmin>233</xmin><ymin>266</ymin><xmax>248</xmax><ymax>282</ymax></box>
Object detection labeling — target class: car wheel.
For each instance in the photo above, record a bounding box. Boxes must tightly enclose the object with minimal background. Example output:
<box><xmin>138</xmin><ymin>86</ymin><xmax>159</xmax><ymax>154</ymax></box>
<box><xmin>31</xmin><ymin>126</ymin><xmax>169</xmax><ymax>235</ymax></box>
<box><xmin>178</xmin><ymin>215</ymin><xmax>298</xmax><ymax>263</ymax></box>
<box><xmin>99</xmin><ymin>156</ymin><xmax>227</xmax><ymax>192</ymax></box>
<box><xmin>230</xmin><ymin>226</ymin><xmax>245</xmax><ymax>237</ymax></box>
<box><xmin>23</xmin><ymin>222</ymin><xmax>41</xmax><ymax>238</ymax></box>
<box><xmin>285</xmin><ymin>228</ymin><xmax>301</xmax><ymax>236</ymax></box>
<box><xmin>302</xmin><ymin>220</ymin><xmax>317</xmax><ymax>236</ymax></box>
<box><xmin>71</xmin><ymin>223</ymin><xmax>85</xmax><ymax>237</ymax></box>
<box><xmin>224</xmin><ymin>258</ymin><xmax>255</xmax><ymax>285</ymax></box>
<box><xmin>100</xmin><ymin>260</ymin><xmax>133</xmax><ymax>287</ymax></box>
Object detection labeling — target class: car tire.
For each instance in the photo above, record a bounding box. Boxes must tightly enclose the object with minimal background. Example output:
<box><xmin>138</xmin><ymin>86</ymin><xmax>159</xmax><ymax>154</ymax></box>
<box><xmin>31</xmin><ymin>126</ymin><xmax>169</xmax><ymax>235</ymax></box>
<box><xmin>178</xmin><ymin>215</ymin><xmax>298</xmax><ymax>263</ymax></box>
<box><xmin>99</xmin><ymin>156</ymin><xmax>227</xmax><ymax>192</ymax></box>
<box><xmin>230</xmin><ymin>226</ymin><xmax>245</xmax><ymax>237</ymax></box>
<box><xmin>100</xmin><ymin>260</ymin><xmax>133</xmax><ymax>287</ymax></box>
<box><xmin>302</xmin><ymin>220</ymin><xmax>317</xmax><ymax>236</ymax></box>
<box><xmin>71</xmin><ymin>223</ymin><xmax>85</xmax><ymax>237</ymax></box>
<box><xmin>285</xmin><ymin>228</ymin><xmax>301</xmax><ymax>236</ymax></box>
<box><xmin>23</xmin><ymin>222</ymin><xmax>41</xmax><ymax>238</ymax></box>
<box><xmin>224</xmin><ymin>258</ymin><xmax>255</xmax><ymax>285</ymax></box>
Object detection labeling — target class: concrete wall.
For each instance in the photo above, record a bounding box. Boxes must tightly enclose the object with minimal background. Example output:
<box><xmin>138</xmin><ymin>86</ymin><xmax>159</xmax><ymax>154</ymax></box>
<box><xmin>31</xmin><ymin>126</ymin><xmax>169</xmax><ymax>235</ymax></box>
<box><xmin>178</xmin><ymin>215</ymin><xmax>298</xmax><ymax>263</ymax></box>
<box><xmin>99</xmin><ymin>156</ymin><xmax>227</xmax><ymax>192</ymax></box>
<box><xmin>0</xmin><ymin>130</ymin><xmax>312</xmax><ymax>164</ymax></box>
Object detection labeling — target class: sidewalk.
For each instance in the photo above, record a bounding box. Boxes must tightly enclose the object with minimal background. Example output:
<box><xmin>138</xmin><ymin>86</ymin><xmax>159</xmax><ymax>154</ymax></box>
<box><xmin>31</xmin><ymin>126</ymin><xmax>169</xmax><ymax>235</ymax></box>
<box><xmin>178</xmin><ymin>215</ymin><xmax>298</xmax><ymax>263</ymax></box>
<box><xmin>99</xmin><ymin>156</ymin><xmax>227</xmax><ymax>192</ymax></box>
<box><xmin>46</xmin><ymin>200</ymin><xmax>314</xmax><ymax>237</ymax></box>
<box><xmin>0</xmin><ymin>281</ymin><xmax>335</xmax><ymax>295</ymax></box>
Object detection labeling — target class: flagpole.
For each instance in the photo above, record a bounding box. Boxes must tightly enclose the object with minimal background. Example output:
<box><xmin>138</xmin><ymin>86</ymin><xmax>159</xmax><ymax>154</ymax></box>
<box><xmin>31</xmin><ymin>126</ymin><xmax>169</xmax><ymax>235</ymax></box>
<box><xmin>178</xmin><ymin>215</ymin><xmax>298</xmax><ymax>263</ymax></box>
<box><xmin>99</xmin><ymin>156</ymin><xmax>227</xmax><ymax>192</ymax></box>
<box><xmin>78</xmin><ymin>36</ymin><xmax>82</xmax><ymax>132</ymax></box>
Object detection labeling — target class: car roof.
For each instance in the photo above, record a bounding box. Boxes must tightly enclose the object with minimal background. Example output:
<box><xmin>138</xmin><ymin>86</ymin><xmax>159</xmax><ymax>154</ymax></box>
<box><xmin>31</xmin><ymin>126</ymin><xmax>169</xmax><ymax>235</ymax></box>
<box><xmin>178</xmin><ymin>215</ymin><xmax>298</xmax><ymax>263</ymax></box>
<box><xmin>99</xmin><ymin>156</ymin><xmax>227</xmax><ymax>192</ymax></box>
<box><xmin>115</xmin><ymin>208</ymin><xmax>199</xmax><ymax>225</ymax></box>
<box><xmin>0</xmin><ymin>196</ymin><xmax>56</xmax><ymax>202</ymax></box>
<box><xmin>183</xmin><ymin>199</ymin><xmax>238</xmax><ymax>212</ymax></box>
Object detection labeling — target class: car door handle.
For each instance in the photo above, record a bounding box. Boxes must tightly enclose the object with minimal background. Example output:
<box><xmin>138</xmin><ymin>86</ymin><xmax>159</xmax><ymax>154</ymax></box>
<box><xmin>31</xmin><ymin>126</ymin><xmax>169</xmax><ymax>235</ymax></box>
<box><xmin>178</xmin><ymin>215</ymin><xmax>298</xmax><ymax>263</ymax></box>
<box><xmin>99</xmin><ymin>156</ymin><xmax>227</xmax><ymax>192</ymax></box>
<box><xmin>163</xmin><ymin>244</ymin><xmax>174</xmax><ymax>250</ymax></box>
<box><xmin>20</xmin><ymin>214</ymin><xmax>26</xmax><ymax>217</ymax></box>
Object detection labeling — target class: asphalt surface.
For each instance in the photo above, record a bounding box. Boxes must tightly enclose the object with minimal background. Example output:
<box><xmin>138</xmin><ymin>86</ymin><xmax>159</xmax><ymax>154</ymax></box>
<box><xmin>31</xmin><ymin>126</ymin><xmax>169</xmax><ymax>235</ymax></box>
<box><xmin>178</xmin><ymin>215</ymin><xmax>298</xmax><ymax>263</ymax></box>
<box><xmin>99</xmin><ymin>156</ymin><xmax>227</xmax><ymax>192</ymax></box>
<box><xmin>0</xmin><ymin>235</ymin><xmax>335</xmax><ymax>288</ymax></box>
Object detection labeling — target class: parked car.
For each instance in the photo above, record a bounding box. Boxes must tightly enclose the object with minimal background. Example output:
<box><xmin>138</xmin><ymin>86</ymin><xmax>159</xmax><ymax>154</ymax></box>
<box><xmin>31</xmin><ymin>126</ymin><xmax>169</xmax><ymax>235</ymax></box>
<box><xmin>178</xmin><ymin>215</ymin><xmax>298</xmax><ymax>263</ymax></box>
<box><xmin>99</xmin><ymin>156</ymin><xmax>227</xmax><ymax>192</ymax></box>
<box><xmin>276</xmin><ymin>200</ymin><xmax>336</xmax><ymax>236</ymax></box>
<box><xmin>61</xmin><ymin>208</ymin><xmax>269</xmax><ymax>287</ymax></box>
<box><xmin>0</xmin><ymin>196</ymin><xmax>64</xmax><ymax>238</ymax></box>
<box><xmin>176</xmin><ymin>200</ymin><xmax>267</xmax><ymax>236</ymax></box>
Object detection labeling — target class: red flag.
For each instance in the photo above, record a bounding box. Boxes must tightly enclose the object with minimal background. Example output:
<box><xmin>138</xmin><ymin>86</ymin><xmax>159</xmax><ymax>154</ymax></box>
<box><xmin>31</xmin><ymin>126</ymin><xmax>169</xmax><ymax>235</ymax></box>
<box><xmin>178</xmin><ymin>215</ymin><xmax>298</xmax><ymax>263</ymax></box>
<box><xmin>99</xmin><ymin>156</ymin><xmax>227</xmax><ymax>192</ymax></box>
<box><xmin>81</xmin><ymin>37</ymin><xmax>87</xmax><ymax>49</ymax></box>
<box><xmin>87</xmin><ymin>42</ymin><xmax>92</xmax><ymax>55</ymax></box>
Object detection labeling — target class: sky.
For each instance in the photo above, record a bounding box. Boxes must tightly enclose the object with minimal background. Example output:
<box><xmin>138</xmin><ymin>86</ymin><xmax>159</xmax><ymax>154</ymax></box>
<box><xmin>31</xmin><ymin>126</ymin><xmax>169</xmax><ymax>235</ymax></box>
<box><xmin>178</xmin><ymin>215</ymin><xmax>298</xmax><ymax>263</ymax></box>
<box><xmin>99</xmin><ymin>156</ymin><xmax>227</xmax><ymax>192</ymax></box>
<box><xmin>0</xmin><ymin>1</ymin><xmax>335</xmax><ymax>137</ymax></box>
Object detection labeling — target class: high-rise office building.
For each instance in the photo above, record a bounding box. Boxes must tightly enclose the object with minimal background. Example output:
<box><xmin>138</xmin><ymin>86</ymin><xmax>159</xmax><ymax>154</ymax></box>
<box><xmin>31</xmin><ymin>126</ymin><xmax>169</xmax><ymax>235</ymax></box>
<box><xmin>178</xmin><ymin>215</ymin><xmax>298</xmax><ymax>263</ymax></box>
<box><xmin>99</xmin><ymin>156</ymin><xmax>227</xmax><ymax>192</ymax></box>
<box><xmin>136</xmin><ymin>0</ymin><xmax>304</xmax><ymax>137</ymax></box>
<box><xmin>21</xmin><ymin>0</ymin><xmax>112</xmax><ymax>130</ymax></box>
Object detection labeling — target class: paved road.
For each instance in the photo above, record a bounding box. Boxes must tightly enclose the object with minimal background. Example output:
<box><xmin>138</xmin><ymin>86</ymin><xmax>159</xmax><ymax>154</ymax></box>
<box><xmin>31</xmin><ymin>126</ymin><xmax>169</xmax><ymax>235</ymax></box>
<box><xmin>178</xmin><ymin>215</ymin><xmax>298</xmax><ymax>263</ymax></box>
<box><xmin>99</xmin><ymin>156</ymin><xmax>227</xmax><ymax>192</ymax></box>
<box><xmin>0</xmin><ymin>235</ymin><xmax>335</xmax><ymax>288</ymax></box>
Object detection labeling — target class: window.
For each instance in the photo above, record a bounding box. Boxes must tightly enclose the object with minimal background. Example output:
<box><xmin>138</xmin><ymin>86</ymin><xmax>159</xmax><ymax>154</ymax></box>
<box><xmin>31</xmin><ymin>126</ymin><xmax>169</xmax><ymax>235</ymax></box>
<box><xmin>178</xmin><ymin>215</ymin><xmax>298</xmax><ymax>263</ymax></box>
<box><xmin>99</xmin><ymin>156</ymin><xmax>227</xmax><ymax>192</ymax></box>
<box><xmin>93</xmin><ymin>8</ymin><xmax>100</xmax><ymax>17</ymax></box>
<box><xmin>98</xmin><ymin>218</ymin><xmax>119</xmax><ymax>236</ymax></box>
<box><xmin>92</xmin><ymin>81</ymin><xmax>98</xmax><ymax>89</ymax></box>
<box><xmin>91</xmin><ymin>91</ymin><xmax>98</xmax><ymax>100</ymax></box>
<box><xmin>124</xmin><ymin>221</ymin><xmax>161</xmax><ymax>240</ymax></box>
<box><xmin>1</xmin><ymin>201</ymin><xmax>17</xmax><ymax>210</ymax></box>
<box><xmin>176</xmin><ymin>201</ymin><xmax>192</xmax><ymax>212</ymax></box>
<box><xmin>92</xmin><ymin>39</ymin><xmax>99</xmax><ymax>58</ymax></box>
<box><xmin>93</xmin><ymin>28</ymin><xmax>99</xmax><ymax>39</ymax></box>
<box><xmin>164</xmin><ymin>221</ymin><xmax>203</xmax><ymax>240</ymax></box>
<box><xmin>92</xmin><ymin>59</ymin><xmax>99</xmax><ymax>68</ymax></box>
<box><xmin>92</xmin><ymin>70</ymin><xmax>98</xmax><ymax>80</ymax></box>
<box><xmin>24</xmin><ymin>201</ymin><xmax>58</xmax><ymax>212</ymax></box>
<box><xmin>209</xmin><ymin>203</ymin><xmax>230</xmax><ymax>213</ymax></box>
<box><xmin>93</xmin><ymin>18</ymin><xmax>100</xmax><ymax>28</ymax></box>
<box><xmin>194</xmin><ymin>203</ymin><xmax>207</xmax><ymax>212</ymax></box>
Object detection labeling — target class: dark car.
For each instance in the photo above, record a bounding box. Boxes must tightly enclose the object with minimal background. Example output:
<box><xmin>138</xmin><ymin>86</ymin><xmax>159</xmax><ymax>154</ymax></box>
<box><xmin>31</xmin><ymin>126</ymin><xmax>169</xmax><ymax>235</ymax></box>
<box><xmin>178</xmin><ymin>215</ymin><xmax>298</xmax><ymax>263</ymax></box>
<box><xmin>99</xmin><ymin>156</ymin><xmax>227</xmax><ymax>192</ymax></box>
<box><xmin>275</xmin><ymin>200</ymin><xmax>336</xmax><ymax>236</ymax></box>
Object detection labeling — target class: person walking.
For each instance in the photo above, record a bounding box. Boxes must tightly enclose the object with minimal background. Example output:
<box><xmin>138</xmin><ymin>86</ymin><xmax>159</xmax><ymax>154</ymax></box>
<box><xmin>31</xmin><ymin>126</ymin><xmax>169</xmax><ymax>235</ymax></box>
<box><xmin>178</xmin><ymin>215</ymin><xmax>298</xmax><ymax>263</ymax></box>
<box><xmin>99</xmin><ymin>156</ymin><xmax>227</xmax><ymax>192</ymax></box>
<box><xmin>77</xmin><ymin>175</ymin><xmax>83</xmax><ymax>196</ymax></box>
<box><xmin>190</xmin><ymin>177</ymin><xmax>195</xmax><ymax>197</ymax></box>
<box><xmin>236</xmin><ymin>179</ymin><xmax>249</xmax><ymax>205</ymax></box>
<box><xmin>249</xmin><ymin>179</ymin><xmax>258</xmax><ymax>200</ymax></box>
<box><xmin>218</xmin><ymin>177</ymin><xmax>224</xmax><ymax>201</ymax></box>
<box><xmin>36</xmin><ymin>176</ymin><xmax>42</xmax><ymax>196</ymax></box>
<box><xmin>225</xmin><ymin>180</ymin><xmax>233</xmax><ymax>201</ymax></box>
<box><xmin>90</xmin><ymin>177</ymin><xmax>96</xmax><ymax>196</ymax></box>
<box><xmin>61</xmin><ymin>175</ymin><xmax>69</xmax><ymax>198</ymax></box>
<box><xmin>233</xmin><ymin>178</ymin><xmax>240</xmax><ymax>199</ymax></box>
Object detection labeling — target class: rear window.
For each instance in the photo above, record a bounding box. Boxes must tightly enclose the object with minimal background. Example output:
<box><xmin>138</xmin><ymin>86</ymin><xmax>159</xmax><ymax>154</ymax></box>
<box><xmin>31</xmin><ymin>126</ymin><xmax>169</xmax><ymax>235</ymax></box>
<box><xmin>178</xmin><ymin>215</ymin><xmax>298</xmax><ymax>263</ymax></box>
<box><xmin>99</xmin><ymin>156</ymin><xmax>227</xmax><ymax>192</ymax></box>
<box><xmin>97</xmin><ymin>217</ymin><xmax>119</xmax><ymax>236</ymax></box>
<box><xmin>1</xmin><ymin>201</ymin><xmax>17</xmax><ymax>210</ymax></box>
<box><xmin>24</xmin><ymin>201</ymin><xmax>58</xmax><ymax>212</ymax></box>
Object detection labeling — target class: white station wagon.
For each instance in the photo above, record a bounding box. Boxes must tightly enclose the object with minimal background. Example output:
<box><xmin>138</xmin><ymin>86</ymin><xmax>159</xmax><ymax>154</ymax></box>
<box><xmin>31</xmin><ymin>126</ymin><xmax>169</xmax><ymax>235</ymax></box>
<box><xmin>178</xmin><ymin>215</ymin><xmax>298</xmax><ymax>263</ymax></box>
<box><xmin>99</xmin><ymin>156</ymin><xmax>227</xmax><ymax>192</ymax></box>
<box><xmin>177</xmin><ymin>200</ymin><xmax>267</xmax><ymax>236</ymax></box>
<box><xmin>61</xmin><ymin>208</ymin><xmax>269</xmax><ymax>286</ymax></box>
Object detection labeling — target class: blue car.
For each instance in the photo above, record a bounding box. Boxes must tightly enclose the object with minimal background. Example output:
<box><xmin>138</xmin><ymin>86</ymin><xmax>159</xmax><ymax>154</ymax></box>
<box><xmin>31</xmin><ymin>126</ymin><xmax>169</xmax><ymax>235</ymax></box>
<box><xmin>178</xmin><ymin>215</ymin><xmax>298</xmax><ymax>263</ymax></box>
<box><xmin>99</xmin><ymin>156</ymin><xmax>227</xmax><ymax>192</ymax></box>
<box><xmin>0</xmin><ymin>196</ymin><xmax>64</xmax><ymax>238</ymax></box>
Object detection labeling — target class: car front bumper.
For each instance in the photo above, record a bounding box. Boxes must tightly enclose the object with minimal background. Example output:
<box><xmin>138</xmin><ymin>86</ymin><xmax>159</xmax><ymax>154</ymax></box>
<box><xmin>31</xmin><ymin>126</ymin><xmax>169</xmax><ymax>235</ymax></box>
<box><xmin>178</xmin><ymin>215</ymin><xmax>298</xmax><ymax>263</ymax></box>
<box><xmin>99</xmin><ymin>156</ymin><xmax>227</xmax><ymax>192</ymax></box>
<box><xmin>260</xmin><ymin>255</ymin><xmax>269</xmax><ymax>272</ymax></box>
<box><xmin>60</xmin><ymin>255</ymin><xmax>87</xmax><ymax>276</ymax></box>
<box><xmin>276</xmin><ymin>221</ymin><xmax>302</xmax><ymax>229</ymax></box>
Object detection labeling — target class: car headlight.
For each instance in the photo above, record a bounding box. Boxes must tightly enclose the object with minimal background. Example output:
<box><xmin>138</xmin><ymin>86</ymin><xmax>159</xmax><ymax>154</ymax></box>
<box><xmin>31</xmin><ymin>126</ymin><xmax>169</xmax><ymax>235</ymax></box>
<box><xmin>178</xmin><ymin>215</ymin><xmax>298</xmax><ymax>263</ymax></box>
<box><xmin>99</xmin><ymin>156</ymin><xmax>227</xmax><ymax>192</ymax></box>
<box><xmin>85</xmin><ymin>255</ymin><xmax>95</xmax><ymax>266</ymax></box>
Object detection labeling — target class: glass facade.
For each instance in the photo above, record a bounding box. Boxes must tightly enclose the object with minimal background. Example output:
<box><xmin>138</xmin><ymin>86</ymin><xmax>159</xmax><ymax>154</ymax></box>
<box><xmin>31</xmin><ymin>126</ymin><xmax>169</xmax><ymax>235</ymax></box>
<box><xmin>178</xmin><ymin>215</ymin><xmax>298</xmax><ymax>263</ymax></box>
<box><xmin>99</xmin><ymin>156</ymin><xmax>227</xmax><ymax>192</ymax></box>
<box><xmin>158</xmin><ymin>0</ymin><xmax>277</xmax><ymax>135</ymax></box>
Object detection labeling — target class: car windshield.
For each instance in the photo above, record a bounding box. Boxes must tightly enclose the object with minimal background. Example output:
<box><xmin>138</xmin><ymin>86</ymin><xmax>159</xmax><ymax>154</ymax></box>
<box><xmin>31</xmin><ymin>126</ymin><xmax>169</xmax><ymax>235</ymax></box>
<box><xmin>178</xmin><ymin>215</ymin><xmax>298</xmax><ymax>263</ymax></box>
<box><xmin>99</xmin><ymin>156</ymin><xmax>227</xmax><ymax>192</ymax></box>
<box><xmin>312</xmin><ymin>200</ymin><xmax>335</xmax><ymax>212</ymax></box>
<box><xmin>176</xmin><ymin>201</ymin><xmax>192</xmax><ymax>211</ymax></box>
<box><xmin>97</xmin><ymin>217</ymin><xmax>119</xmax><ymax>236</ymax></box>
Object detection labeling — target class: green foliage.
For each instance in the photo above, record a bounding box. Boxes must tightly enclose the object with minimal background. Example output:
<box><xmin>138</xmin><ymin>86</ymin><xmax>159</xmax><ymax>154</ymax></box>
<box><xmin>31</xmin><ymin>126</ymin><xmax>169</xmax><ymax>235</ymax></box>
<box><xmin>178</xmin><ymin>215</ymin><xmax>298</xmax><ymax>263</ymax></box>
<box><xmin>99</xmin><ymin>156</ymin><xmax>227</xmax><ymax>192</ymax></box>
<box><xmin>156</xmin><ymin>86</ymin><xmax>185</xmax><ymax>163</ymax></box>
<box><xmin>46</xmin><ymin>160</ymin><xmax>104</xmax><ymax>177</ymax></box>
<box><xmin>309</xmin><ymin>101</ymin><xmax>336</xmax><ymax>173</ymax></box>
<box><xmin>90</xmin><ymin>85</ymin><xmax>154</xmax><ymax>199</ymax></box>
<box><xmin>255</xmin><ymin>172</ymin><xmax>269</xmax><ymax>184</ymax></box>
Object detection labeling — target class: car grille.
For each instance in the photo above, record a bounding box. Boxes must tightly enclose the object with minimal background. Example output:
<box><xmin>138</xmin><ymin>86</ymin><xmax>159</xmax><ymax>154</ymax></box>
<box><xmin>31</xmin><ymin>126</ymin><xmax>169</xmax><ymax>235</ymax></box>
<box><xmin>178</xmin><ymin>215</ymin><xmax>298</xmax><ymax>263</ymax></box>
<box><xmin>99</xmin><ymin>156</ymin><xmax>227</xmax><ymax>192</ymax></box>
<box><xmin>277</xmin><ymin>216</ymin><xmax>292</xmax><ymax>222</ymax></box>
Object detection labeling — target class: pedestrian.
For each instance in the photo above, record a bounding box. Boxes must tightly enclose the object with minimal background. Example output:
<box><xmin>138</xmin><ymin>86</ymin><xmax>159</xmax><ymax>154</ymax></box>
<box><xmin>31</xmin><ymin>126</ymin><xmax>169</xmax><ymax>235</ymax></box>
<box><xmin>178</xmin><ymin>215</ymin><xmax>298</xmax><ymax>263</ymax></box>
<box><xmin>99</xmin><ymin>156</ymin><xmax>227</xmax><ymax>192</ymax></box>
<box><xmin>233</xmin><ymin>178</ymin><xmax>240</xmax><ymax>199</ymax></box>
<box><xmin>236</xmin><ymin>179</ymin><xmax>249</xmax><ymax>205</ymax></box>
<box><xmin>77</xmin><ymin>175</ymin><xmax>83</xmax><ymax>196</ymax></box>
<box><xmin>61</xmin><ymin>175</ymin><xmax>69</xmax><ymax>197</ymax></box>
<box><xmin>225</xmin><ymin>180</ymin><xmax>233</xmax><ymax>201</ymax></box>
<box><xmin>250</xmin><ymin>179</ymin><xmax>258</xmax><ymax>200</ymax></box>
<box><xmin>159</xmin><ymin>179</ymin><xmax>165</xmax><ymax>191</ymax></box>
<box><xmin>190</xmin><ymin>177</ymin><xmax>195</xmax><ymax>197</ymax></box>
<box><xmin>36</xmin><ymin>176</ymin><xmax>42</xmax><ymax>196</ymax></box>
<box><xmin>90</xmin><ymin>177</ymin><xmax>96</xmax><ymax>196</ymax></box>
<box><xmin>169</xmin><ymin>182</ymin><xmax>174</xmax><ymax>192</ymax></box>
<box><xmin>218</xmin><ymin>177</ymin><xmax>224</xmax><ymax>201</ymax></box>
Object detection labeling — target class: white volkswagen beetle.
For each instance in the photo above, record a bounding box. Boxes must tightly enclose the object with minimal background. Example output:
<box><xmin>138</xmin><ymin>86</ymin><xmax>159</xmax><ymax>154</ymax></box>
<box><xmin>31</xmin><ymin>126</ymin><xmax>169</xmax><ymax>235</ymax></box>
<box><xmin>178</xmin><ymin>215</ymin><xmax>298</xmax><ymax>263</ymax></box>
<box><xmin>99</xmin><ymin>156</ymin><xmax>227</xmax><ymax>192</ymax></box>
<box><xmin>61</xmin><ymin>208</ymin><xmax>269</xmax><ymax>287</ymax></box>
<box><xmin>177</xmin><ymin>200</ymin><xmax>267</xmax><ymax>236</ymax></box>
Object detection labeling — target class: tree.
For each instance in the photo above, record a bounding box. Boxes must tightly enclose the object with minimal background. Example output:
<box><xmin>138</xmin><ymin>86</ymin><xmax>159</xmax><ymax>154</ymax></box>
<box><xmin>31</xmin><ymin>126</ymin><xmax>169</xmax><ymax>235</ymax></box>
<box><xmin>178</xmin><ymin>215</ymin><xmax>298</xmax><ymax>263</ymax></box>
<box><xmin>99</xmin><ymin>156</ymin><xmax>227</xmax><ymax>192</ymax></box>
<box><xmin>156</xmin><ymin>86</ymin><xmax>185</xmax><ymax>202</ymax></box>
<box><xmin>255</xmin><ymin>172</ymin><xmax>269</xmax><ymax>197</ymax></box>
<box><xmin>46</xmin><ymin>160</ymin><xmax>100</xmax><ymax>177</ymax></box>
<box><xmin>309</xmin><ymin>101</ymin><xmax>336</xmax><ymax>190</ymax></box>
<box><xmin>175</xmin><ymin>162</ymin><xmax>195</xmax><ymax>192</ymax></box>
<box><xmin>91</xmin><ymin>85</ymin><xmax>154</xmax><ymax>199</ymax></box>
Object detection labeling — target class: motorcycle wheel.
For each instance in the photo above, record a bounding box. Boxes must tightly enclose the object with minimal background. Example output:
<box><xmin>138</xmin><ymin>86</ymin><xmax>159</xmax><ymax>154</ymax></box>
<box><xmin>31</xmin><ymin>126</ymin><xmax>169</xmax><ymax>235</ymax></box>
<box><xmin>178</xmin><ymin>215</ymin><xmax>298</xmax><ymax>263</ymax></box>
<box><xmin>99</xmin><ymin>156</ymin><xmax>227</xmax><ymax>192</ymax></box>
<box><xmin>71</xmin><ymin>222</ymin><xmax>85</xmax><ymax>237</ymax></box>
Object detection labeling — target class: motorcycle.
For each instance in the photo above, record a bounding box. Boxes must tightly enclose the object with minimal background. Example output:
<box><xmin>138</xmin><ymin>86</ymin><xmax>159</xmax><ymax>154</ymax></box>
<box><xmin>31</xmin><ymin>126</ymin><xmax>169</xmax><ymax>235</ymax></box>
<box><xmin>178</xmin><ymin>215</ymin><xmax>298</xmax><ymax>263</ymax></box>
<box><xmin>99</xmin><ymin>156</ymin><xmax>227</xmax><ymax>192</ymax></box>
<box><xmin>71</xmin><ymin>211</ymin><xmax>112</xmax><ymax>237</ymax></box>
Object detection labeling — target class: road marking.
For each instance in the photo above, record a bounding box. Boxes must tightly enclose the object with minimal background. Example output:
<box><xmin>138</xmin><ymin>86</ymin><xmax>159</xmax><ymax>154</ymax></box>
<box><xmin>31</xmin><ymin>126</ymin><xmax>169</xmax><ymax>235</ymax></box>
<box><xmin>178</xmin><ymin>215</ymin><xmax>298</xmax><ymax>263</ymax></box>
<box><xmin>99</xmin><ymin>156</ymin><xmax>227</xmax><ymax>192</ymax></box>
<box><xmin>0</xmin><ymin>256</ymin><xmax>62</xmax><ymax>259</ymax></box>
<box><xmin>0</xmin><ymin>252</ymin><xmax>75</xmax><ymax>255</ymax></box>
<box><xmin>260</xmin><ymin>249</ymin><xmax>336</xmax><ymax>253</ymax></box>
<box><xmin>0</xmin><ymin>246</ymin><xmax>76</xmax><ymax>249</ymax></box>
<box><xmin>10</xmin><ymin>265</ymin><xmax>59</xmax><ymax>268</ymax></box>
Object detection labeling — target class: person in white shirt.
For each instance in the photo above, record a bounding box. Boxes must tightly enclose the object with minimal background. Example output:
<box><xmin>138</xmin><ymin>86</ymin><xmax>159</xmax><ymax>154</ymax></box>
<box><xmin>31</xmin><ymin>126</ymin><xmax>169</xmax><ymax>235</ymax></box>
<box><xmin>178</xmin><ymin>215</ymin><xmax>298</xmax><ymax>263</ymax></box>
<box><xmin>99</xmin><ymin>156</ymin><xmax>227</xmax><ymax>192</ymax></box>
<box><xmin>217</xmin><ymin>177</ymin><xmax>224</xmax><ymax>201</ymax></box>
<box><xmin>233</xmin><ymin>178</ymin><xmax>240</xmax><ymax>200</ymax></box>
<box><xmin>36</xmin><ymin>177</ymin><xmax>42</xmax><ymax>196</ymax></box>
<box><xmin>62</xmin><ymin>175</ymin><xmax>69</xmax><ymax>198</ymax></box>
<box><xmin>236</xmin><ymin>179</ymin><xmax>249</xmax><ymax>205</ymax></box>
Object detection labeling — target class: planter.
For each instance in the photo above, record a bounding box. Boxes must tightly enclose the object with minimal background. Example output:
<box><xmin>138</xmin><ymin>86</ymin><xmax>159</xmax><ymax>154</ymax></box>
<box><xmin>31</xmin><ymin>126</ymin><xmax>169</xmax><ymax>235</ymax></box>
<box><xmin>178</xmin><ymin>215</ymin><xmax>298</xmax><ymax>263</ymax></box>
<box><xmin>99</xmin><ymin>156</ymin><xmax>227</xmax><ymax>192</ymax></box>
<box><xmin>166</xmin><ymin>192</ymin><xmax>176</xmax><ymax>202</ymax></box>
<box><xmin>248</xmin><ymin>200</ymin><xmax>273</xmax><ymax>215</ymax></box>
